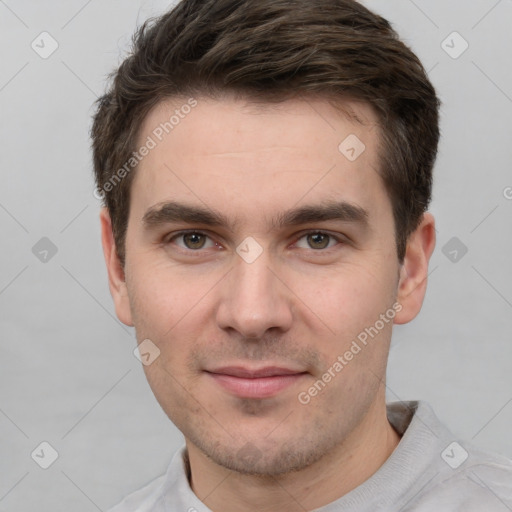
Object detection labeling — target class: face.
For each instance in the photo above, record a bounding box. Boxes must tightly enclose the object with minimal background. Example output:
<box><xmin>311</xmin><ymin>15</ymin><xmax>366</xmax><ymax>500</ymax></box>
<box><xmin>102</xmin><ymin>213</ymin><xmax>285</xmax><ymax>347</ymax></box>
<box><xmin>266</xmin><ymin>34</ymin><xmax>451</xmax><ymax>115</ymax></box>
<box><xmin>102</xmin><ymin>95</ymin><xmax>434</xmax><ymax>476</ymax></box>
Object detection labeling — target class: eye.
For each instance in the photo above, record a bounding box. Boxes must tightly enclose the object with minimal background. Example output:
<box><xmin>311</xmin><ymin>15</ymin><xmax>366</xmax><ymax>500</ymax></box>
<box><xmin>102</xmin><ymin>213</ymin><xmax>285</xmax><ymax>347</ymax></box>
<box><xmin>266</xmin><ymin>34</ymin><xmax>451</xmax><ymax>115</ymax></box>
<box><xmin>294</xmin><ymin>232</ymin><xmax>340</xmax><ymax>250</ymax></box>
<box><xmin>169</xmin><ymin>231</ymin><xmax>217</xmax><ymax>250</ymax></box>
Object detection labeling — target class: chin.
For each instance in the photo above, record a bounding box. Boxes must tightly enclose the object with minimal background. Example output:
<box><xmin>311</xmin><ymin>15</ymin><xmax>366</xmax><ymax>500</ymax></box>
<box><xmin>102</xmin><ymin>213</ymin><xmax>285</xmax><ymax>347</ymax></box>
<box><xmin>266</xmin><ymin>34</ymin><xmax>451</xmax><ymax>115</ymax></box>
<box><xmin>201</xmin><ymin>436</ymin><xmax>329</xmax><ymax>477</ymax></box>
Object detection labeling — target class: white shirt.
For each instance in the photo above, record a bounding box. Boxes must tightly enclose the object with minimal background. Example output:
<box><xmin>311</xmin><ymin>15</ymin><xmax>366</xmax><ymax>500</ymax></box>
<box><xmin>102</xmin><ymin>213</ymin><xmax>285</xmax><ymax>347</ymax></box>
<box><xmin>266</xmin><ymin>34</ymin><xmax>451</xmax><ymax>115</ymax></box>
<box><xmin>108</xmin><ymin>401</ymin><xmax>512</xmax><ymax>511</ymax></box>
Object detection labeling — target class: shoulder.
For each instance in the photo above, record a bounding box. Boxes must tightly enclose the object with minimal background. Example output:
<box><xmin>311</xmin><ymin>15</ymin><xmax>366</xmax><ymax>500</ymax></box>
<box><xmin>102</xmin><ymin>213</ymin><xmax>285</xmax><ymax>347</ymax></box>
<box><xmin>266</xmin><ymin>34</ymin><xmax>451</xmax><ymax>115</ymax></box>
<box><xmin>412</xmin><ymin>445</ymin><xmax>512</xmax><ymax>511</ymax></box>
<box><xmin>105</xmin><ymin>447</ymin><xmax>192</xmax><ymax>512</ymax></box>
<box><xmin>388</xmin><ymin>401</ymin><xmax>512</xmax><ymax>510</ymax></box>
<box><xmin>106</xmin><ymin>474</ymin><xmax>167</xmax><ymax>512</ymax></box>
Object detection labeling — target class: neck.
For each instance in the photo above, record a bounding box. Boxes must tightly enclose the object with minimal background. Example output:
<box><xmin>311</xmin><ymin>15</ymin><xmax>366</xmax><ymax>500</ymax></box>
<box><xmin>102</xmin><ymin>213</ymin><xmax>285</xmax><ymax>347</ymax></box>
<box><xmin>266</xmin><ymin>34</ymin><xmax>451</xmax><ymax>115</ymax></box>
<box><xmin>186</xmin><ymin>399</ymin><xmax>401</xmax><ymax>512</ymax></box>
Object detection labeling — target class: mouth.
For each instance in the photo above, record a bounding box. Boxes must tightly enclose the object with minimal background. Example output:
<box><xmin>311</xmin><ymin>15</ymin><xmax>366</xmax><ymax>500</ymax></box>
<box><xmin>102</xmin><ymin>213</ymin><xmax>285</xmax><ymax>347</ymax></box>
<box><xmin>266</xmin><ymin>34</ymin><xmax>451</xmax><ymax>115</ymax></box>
<box><xmin>205</xmin><ymin>366</ymin><xmax>308</xmax><ymax>399</ymax></box>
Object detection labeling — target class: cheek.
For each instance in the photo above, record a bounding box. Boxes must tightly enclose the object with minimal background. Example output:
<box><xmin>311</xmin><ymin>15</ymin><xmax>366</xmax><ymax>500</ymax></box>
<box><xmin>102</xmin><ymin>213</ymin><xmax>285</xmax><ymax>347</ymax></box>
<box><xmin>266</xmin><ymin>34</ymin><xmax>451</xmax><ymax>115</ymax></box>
<box><xmin>126</xmin><ymin>258</ymin><xmax>220</xmax><ymax>382</ymax></box>
<box><xmin>292</xmin><ymin>261</ymin><xmax>396</xmax><ymax>335</ymax></box>
<box><xmin>125</xmin><ymin>254</ymin><xmax>213</xmax><ymax>333</ymax></box>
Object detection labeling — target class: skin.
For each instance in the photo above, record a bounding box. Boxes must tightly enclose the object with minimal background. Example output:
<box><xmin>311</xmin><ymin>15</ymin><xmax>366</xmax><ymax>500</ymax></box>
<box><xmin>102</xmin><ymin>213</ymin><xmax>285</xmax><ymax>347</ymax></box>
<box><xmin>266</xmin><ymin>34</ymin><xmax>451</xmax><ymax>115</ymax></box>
<box><xmin>101</xmin><ymin>95</ymin><xmax>436</xmax><ymax>511</ymax></box>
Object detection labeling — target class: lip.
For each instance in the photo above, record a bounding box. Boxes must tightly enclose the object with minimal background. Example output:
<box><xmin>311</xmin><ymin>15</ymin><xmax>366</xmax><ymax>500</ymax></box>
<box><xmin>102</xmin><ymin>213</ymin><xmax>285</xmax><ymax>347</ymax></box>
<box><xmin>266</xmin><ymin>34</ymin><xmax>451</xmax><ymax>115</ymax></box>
<box><xmin>206</xmin><ymin>366</ymin><xmax>307</xmax><ymax>399</ymax></box>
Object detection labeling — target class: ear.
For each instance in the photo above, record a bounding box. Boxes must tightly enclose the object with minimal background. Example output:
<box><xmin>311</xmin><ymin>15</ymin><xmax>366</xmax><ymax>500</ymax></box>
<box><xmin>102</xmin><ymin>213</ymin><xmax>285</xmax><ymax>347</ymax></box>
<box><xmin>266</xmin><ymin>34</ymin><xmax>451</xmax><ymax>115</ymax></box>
<box><xmin>100</xmin><ymin>208</ymin><xmax>134</xmax><ymax>327</ymax></box>
<box><xmin>394</xmin><ymin>212</ymin><xmax>436</xmax><ymax>324</ymax></box>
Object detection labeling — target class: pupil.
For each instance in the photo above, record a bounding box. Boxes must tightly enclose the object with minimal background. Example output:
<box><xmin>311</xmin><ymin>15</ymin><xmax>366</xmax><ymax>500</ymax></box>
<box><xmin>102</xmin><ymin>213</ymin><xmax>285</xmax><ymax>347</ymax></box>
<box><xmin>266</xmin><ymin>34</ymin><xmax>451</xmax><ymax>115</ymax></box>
<box><xmin>185</xmin><ymin>233</ymin><xmax>205</xmax><ymax>249</ymax></box>
<box><xmin>308</xmin><ymin>233</ymin><xmax>329</xmax><ymax>249</ymax></box>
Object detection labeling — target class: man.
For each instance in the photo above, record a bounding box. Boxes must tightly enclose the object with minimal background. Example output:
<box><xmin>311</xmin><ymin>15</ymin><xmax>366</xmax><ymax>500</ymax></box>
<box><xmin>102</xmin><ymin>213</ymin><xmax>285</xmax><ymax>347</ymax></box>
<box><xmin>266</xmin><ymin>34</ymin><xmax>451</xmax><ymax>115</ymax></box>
<box><xmin>91</xmin><ymin>0</ymin><xmax>512</xmax><ymax>510</ymax></box>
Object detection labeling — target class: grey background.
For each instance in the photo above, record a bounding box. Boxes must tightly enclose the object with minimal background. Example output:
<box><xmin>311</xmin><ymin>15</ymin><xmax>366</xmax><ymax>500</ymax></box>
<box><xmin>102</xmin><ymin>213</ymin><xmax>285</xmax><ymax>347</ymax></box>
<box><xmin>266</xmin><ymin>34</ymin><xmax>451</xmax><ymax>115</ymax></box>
<box><xmin>0</xmin><ymin>0</ymin><xmax>511</xmax><ymax>510</ymax></box>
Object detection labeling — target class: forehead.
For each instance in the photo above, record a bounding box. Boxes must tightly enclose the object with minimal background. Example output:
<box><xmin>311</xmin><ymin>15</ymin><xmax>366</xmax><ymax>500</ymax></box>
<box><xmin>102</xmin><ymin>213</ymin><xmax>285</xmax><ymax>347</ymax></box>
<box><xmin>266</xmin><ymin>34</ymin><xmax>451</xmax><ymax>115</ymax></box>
<box><xmin>130</xmin><ymin>95</ymin><xmax>389</xmax><ymax>228</ymax></box>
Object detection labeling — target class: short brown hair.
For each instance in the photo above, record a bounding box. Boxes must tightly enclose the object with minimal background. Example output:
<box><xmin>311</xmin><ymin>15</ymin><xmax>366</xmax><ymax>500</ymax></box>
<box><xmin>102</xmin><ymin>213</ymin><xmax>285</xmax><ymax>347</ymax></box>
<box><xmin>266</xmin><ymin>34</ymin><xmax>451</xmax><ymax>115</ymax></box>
<box><xmin>91</xmin><ymin>0</ymin><xmax>440</xmax><ymax>265</ymax></box>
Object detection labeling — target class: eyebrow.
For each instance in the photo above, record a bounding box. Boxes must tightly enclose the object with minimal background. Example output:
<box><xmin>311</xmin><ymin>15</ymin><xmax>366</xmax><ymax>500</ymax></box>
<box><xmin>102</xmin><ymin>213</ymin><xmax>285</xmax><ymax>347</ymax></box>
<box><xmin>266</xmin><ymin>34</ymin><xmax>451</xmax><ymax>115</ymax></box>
<box><xmin>142</xmin><ymin>200</ymin><xmax>369</xmax><ymax>231</ymax></box>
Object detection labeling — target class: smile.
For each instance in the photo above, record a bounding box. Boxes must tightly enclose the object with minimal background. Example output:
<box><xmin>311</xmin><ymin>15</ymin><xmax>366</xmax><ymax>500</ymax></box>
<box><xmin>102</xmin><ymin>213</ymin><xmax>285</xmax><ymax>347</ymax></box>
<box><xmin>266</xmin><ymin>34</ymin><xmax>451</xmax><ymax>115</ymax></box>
<box><xmin>205</xmin><ymin>367</ymin><xmax>308</xmax><ymax>399</ymax></box>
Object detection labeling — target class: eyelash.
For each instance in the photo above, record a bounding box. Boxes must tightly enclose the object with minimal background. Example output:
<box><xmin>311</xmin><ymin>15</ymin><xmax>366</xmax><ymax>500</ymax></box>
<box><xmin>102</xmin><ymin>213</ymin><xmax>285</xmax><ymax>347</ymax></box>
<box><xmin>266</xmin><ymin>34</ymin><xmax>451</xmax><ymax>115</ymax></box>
<box><xmin>164</xmin><ymin>229</ymin><xmax>345</xmax><ymax>253</ymax></box>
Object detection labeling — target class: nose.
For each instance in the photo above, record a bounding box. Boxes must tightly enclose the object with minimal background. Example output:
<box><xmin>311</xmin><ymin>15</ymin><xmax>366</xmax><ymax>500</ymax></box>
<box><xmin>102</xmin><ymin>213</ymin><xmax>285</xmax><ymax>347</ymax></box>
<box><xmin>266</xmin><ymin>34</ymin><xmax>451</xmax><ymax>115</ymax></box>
<box><xmin>215</xmin><ymin>251</ymin><xmax>293</xmax><ymax>339</ymax></box>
